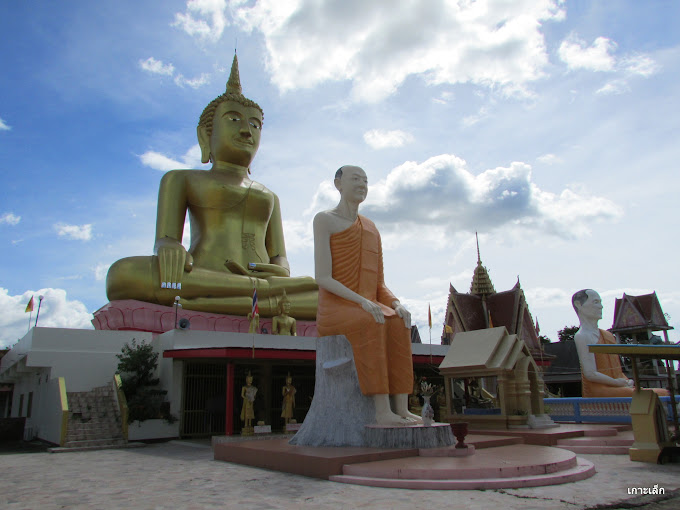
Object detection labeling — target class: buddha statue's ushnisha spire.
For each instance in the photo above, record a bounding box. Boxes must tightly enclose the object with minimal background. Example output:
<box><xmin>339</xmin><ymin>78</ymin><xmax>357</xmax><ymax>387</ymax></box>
<box><xmin>226</xmin><ymin>53</ymin><xmax>242</xmax><ymax>95</ymax></box>
<box><xmin>198</xmin><ymin>53</ymin><xmax>263</xmax><ymax>132</ymax></box>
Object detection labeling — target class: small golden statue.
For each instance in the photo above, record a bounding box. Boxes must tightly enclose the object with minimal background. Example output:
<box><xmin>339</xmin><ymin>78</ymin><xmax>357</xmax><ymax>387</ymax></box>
<box><xmin>272</xmin><ymin>290</ymin><xmax>297</xmax><ymax>336</ymax></box>
<box><xmin>281</xmin><ymin>373</ymin><xmax>296</xmax><ymax>426</ymax></box>
<box><xmin>105</xmin><ymin>54</ymin><xmax>317</xmax><ymax>319</ymax></box>
<box><xmin>240</xmin><ymin>371</ymin><xmax>257</xmax><ymax>434</ymax></box>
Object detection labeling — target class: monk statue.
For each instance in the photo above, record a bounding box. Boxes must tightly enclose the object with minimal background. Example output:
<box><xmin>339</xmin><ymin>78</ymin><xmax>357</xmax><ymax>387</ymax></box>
<box><xmin>313</xmin><ymin>165</ymin><xmax>421</xmax><ymax>426</ymax></box>
<box><xmin>272</xmin><ymin>290</ymin><xmax>297</xmax><ymax>336</ymax></box>
<box><xmin>572</xmin><ymin>289</ymin><xmax>668</xmax><ymax>397</ymax></box>
<box><xmin>105</xmin><ymin>54</ymin><xmax>318</xmax><ymax>319</ymax></box>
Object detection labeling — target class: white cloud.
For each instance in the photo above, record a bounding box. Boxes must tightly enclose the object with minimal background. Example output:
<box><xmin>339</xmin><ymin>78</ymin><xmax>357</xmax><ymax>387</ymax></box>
<box><xmin>536</xmin><ymin>153</ymin><xmax>563</xmax><ymax>165</ymax></box>
<box><xmin>621</xmin><ymin>54</ymin><xmax>659</xmax><ymax>77</ymax></box>
<box><xmin>174</xmin><ymin>72</ymin><xmax>210</xmax><ymax>89</ymax></box>
<box><xmin>0</xmin><ymin>116</ymin><xmax>10</xmax><ymax>131</ymax></box>
<box><xmin>559</xmin><ymin>34</ymin><xmax>617</xmax><ymax>72</ymax></box>
<box><xmin>54</xmin><ymin>223</ymin><xmax>93</xmax><ymax>241</ymax></box>
<box><xmin>139</xmin><ymin>57</ymin><xmax>175</xmax><ymax>76</ymax></box>
<box><xmin>524</xmin><ymin>287</ymin><xmax>570</xmax><ymax>308</ymax></box>
<box><xmin>93</xmin><ymin>262</ymin><xmax>111</xmax><ymax>281</ymax></box>
<box><xmin>225</xmin><ymin>0</ymin><xmax>564</xmax><ymax>102</ymax></box>
<box><xmin>0</xmin><ymin>288</ymin><xmax>93</xmax><ymax>348</ymax></box>
<box><xmin>306</xmin><ymin>154</ymin><xmax>622</xmax><ymax>242</ymax></box>
<box><xmin>0</xmin><ymin>212</ymin><xmax>21</xmax><ymax>225</ymax></box>
<box><xmin>139</xmin><ymin>144</ymin><xmax>205</xmax><ymax>171</ymax></box>
<box><xmin>596</xmin><ymin>79</ymin><xmax>629</xmax><ymax>95</ymax></box>
<box><xmin>363</xmin><ymin>129</ymin><xmax>414</xmax><ymax>150</ymax></box>
<box><xmin>173</xmin><ymin>0</ymin><xmax>228</xmax><ymax>42</ymax></box>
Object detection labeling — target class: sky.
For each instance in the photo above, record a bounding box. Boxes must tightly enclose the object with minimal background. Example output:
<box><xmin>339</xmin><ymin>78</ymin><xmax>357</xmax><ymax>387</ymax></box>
<box><xmin>1</xmin><ymin>0</ymin><xmax>679</xmax><ymax>349</ymax></box>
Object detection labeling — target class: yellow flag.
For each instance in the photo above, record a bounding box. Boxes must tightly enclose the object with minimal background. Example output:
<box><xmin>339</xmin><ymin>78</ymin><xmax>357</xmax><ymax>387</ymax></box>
<box><xmin>25</xmin><ymin>295</ymin><xmax>34</xmax><ymax>313</ymax></box>
<box><xmin>445</xmin><ymin>325</ymin><xmax>453</xmax><ymax>334</ymax></box>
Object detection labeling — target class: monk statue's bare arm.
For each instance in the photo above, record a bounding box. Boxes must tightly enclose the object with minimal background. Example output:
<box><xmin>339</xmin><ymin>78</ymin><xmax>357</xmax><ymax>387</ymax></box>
<box><xmin>154</xmin><ymin>170</ymin><xmax>193</xmax><ymax>289</ymax></box>
<box><xmin>313</xmin><ymin>212</ymin><xmax>385</xmax><ymax>324</ymax></box>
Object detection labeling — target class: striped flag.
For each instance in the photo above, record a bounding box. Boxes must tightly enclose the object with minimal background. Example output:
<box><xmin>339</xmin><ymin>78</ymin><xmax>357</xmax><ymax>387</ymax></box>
<box><xmin>428</xmin><ymin>303</ymin><xmax>432</xmax><ymax>329</ymax></box>
<box><xmin>252</xmin><ymin>287</ymin><xmax>259</xmax><ymax>316</ymax></box>
<box><xmin>25</xmin><ymin>295</ymin><xmax>34</xmax><ymax>313</ymax></box>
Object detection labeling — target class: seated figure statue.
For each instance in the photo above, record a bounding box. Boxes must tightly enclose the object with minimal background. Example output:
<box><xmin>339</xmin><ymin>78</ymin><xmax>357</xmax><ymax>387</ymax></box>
<box><xmin>572</xmin><ymin>289</ymin><xmax>668</xmax><ymax>397</ymax></box>
<box><xmin>272</xmin><ymin>291</ymin><xmax>297</xmax><ymax>336</ymax></box>
<box><xmin>106</xmin><ymin>55</ymin><xmax>317</xmax><ymax>319</ymax></box>
<box><xmin>313</xmin><ymin>165</ymin><xmax>421</xmax><ymax>426</ymax></box>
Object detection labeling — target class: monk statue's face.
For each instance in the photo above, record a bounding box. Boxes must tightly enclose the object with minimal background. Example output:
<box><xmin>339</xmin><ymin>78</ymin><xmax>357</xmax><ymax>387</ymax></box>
<box><xmin>577</xmin><ymin>290</ymin><xmax>603</xmax><ymax>322</ymax></box>
<box><xmin>335</xmin><ymin>166</ymin><xmax>368</xmax><ymax>204</ymax></box>
<box><xmin>203</xmin><ymin>100</ymin><xmax>263</xmax><ymax>168</ymax></box>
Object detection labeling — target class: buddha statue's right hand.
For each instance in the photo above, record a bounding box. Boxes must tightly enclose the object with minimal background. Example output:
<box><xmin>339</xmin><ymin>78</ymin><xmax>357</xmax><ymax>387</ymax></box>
<box><xmin>361</xmin><ymin>298</ymin><xmax>385</xmax><ymax>324</ymax></box>
<box><xmin>155</xmin><ymin>237</ymin><xmax>193</xmax><ymax>290</ymax></box>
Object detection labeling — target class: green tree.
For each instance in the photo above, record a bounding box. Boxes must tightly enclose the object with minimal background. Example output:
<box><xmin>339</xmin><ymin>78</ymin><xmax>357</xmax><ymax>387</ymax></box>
<box><xmin>558</xmin><ymin>325</ymin><xmax>579</xmax><ymax>342</ymax></box>
<box><xmin>116</xmin><ymin>339</ymin><xmax>175</xmax><ymax>423</ymax></box>
<box><xmin>538</xmin><ymin>334</ymin><xmax>552</xmax><ymax>345</ymax></box>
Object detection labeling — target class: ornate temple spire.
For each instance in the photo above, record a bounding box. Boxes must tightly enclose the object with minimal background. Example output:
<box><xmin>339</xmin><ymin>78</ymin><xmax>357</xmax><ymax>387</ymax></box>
<box><xmin>226</xmin><ymin>53</ymin><xmax>242</xmax><ymax>95</ymax></box>
<box><xmin>470</xmin><ymin>232</ymin><xmax>496</xmax><ymax>297</ymax></box>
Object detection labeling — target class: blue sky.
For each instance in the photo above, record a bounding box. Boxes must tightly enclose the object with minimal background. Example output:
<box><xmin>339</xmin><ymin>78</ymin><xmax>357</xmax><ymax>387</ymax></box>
<box><xmin>1</xmin><ymin>0</ymin><xmax>679</xmax><ymax>348</ymax></box>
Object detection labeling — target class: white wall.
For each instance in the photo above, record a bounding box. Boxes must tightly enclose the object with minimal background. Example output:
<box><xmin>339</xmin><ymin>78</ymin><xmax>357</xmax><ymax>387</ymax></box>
<box><xmin>6</xmin><ymin>328</ymin><xmax>153</xmax><ymax>392</ymax></box>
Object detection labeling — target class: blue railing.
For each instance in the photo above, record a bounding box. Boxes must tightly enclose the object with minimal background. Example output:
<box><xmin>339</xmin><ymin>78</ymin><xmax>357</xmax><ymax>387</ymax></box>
<box><xmin>544</xmin><ymin>396</ymin><xmax>676</xmax><ymax>424</ymax></box>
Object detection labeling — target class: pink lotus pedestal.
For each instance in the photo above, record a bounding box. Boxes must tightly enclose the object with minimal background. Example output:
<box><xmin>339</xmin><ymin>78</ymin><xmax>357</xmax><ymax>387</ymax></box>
<box><xmin>92</xmin><ymin>300</ymin><xmax>318</xmax><ymax>337</ymax></box>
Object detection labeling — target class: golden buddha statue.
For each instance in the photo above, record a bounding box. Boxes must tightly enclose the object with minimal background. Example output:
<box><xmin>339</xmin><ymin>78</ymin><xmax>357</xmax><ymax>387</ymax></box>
<box><xmin>106</xmin><ymin>55</ymin><xmax>318</xmax><ymax>319</ymax></box>
<box><xmin>272</xmin><ymin>290</ymin><xmax>297</xmax><ymax>336</ymax></box>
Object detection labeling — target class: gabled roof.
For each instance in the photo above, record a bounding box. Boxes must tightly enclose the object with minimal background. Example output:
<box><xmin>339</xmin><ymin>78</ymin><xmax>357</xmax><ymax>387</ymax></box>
<box><xmin>611</xmin><ymin>292</ymin><xmax>673</xmax><ymax>333</ymax></box>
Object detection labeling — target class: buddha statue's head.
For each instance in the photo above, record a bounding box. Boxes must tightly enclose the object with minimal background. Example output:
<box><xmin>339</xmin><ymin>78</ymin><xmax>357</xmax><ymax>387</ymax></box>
<box><xmin>198</xmin><ymin>54</ymin><xmax>264</xmax><ymax>168</ymax></box>
<box><xmin>286</xmin><ymin>372</ymin><xmax>292</xmax><ymax>385</ymax></box>
<box><xmin>246</xmin><ymin>371</ymin><xmax>253</xmax><ymax>385</ymax></box>
<box><xmin>278</xmin><ymin>290</ymin><xmax>291</xmax><ymax>315</ymax></box>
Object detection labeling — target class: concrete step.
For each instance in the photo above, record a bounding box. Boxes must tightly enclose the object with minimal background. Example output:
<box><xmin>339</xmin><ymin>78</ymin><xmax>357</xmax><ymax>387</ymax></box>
<box><xmin>330</xmin><ymin>454</ymin><xmax>595</xmax><ymax>490</ymax></box>
<box><xmin>556</xmin><ymin>445</ymin><xmax>630</xmax><ymax>455</ymax></box>
<box><xmin>62</xmin><ymin>438</ymin><xmax>126</xmax><ymax>449</ymax></box>
<box><xmin>49</xmin><ymin>442</ymin><xmax>145</xmax><ymax>454</ymax></box>
<box><xmin>557</xmin><ymin>436</ymin><xmax>633</xmax><ymax>447</ymax></box>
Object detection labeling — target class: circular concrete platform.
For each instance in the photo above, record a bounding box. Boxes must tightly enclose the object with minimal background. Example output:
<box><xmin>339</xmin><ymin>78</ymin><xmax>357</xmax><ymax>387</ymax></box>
<box><xmin>329</xmin><ymin>444</ymin><xmax>596</xmax><ymax>490</ymax></box>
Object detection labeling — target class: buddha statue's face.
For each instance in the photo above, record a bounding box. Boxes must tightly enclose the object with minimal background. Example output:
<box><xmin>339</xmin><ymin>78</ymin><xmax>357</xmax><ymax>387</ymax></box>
<box><xmin>336</xmin><ymin>166</ymin><xmax>368</xmax><ymax>204</ymax></box>
<box><xmin>208</xmin><ymin>100</ymin><xmax>263</xmax><ymax>168</ymax></box>
<box><xmin>286</xmin><ymin>376</ymin><xmax>292</xmax><ymax>385</ymax></box>
<box><xmin>281</xmin><ymin>300</ymin><xmax>291</xmax><ymax>314</ymax></box>
<box><xmin>246</xmin><ymin>375</ymin><xmax>253</xmax><ymax>385</ymax></box>
<box><xmin>577</xmin><ymin>290</ymin><xmax>603</xmax><ymax>322</ymax></box>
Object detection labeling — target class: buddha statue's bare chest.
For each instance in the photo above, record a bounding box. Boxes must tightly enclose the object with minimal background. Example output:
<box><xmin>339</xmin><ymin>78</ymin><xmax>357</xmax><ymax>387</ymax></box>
<box><xmin>185</xmin><ymin>176</ymin><xmax>274</xmax><ymax>221</ymax></box>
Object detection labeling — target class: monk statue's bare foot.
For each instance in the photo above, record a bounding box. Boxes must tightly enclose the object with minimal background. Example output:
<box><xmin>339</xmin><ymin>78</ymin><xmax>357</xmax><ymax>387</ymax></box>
<box><xmin>374</xmin><ymin>394</ymin><xmax>410</xmax><ymax>426</ymax></box>
<box><xmin>391</xmin><ymin>393</ymin><xmax>424</xmax><ymax>424</ymax></box>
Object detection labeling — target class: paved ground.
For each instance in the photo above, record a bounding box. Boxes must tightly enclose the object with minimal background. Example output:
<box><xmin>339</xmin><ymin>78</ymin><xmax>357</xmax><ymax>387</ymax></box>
<box><xmin>1</xmin><ymin>440</ymin><xmax>679</xmax><ymax>510</ymax></box>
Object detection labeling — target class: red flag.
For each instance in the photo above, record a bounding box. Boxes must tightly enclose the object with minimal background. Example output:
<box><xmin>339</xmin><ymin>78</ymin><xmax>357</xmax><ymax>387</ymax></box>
<box><xmin>428</xmin><ymin>303</ymin><xmax>432</xmax><ymax>329</ymax></box>
<box><xmin>535</xmin><ymin>318</ymin><xmax>540</xmax><ymax>335</ymax></box>
<box><xmin>25</xmin><ymin>295</ymin><xmax>34</xmax><ymax>313</ymax></box>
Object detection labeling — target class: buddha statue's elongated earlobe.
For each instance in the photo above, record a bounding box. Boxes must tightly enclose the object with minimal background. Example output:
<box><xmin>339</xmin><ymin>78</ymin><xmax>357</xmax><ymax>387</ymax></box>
<box><xmin>197</xmin><ymin>125</ymin><xmax>211</xmax><ymax>164</ymax></box>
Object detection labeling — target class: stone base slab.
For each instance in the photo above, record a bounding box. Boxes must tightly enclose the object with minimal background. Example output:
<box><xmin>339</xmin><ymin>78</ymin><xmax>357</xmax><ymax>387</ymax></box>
<box><xmin>364</xmin><ymin>422</ymin><xmax>454</xmax><ymax>449</ymax></box>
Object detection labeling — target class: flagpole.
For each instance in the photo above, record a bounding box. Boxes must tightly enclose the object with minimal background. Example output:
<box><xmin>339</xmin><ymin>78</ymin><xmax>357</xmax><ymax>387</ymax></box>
<box><xmin>27</xmin><ymin>311</ymin><xmax>32</xmax><ymax>333</ymax></box>
<box><xmin>34</xmin><ymin>295</ymin><xmax>44</xmax><ymax>327</ymax></box>
<box><xmin>428</xmin><ymin>302</ymin><xmax>433</xmax><ymax>364</ymax></box>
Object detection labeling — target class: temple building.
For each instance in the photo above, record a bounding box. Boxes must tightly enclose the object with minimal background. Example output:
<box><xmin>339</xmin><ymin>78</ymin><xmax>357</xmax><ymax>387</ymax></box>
<box><xmin>439</xmin><ymin>237</ymin><xmax>553</xmax><ymax>371</ymax></box>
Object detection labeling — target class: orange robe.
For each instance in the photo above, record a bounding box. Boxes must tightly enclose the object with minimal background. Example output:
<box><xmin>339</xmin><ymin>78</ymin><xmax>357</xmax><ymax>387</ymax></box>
<box><xmin>581</xmin><ymin>330</ymin><xmax>668</xmax><ymax>397</ymax></box>
<box><xmin>317</xmin><ymin>215</ymin><xmax>413</xmax><ymax>395</ymax></box>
